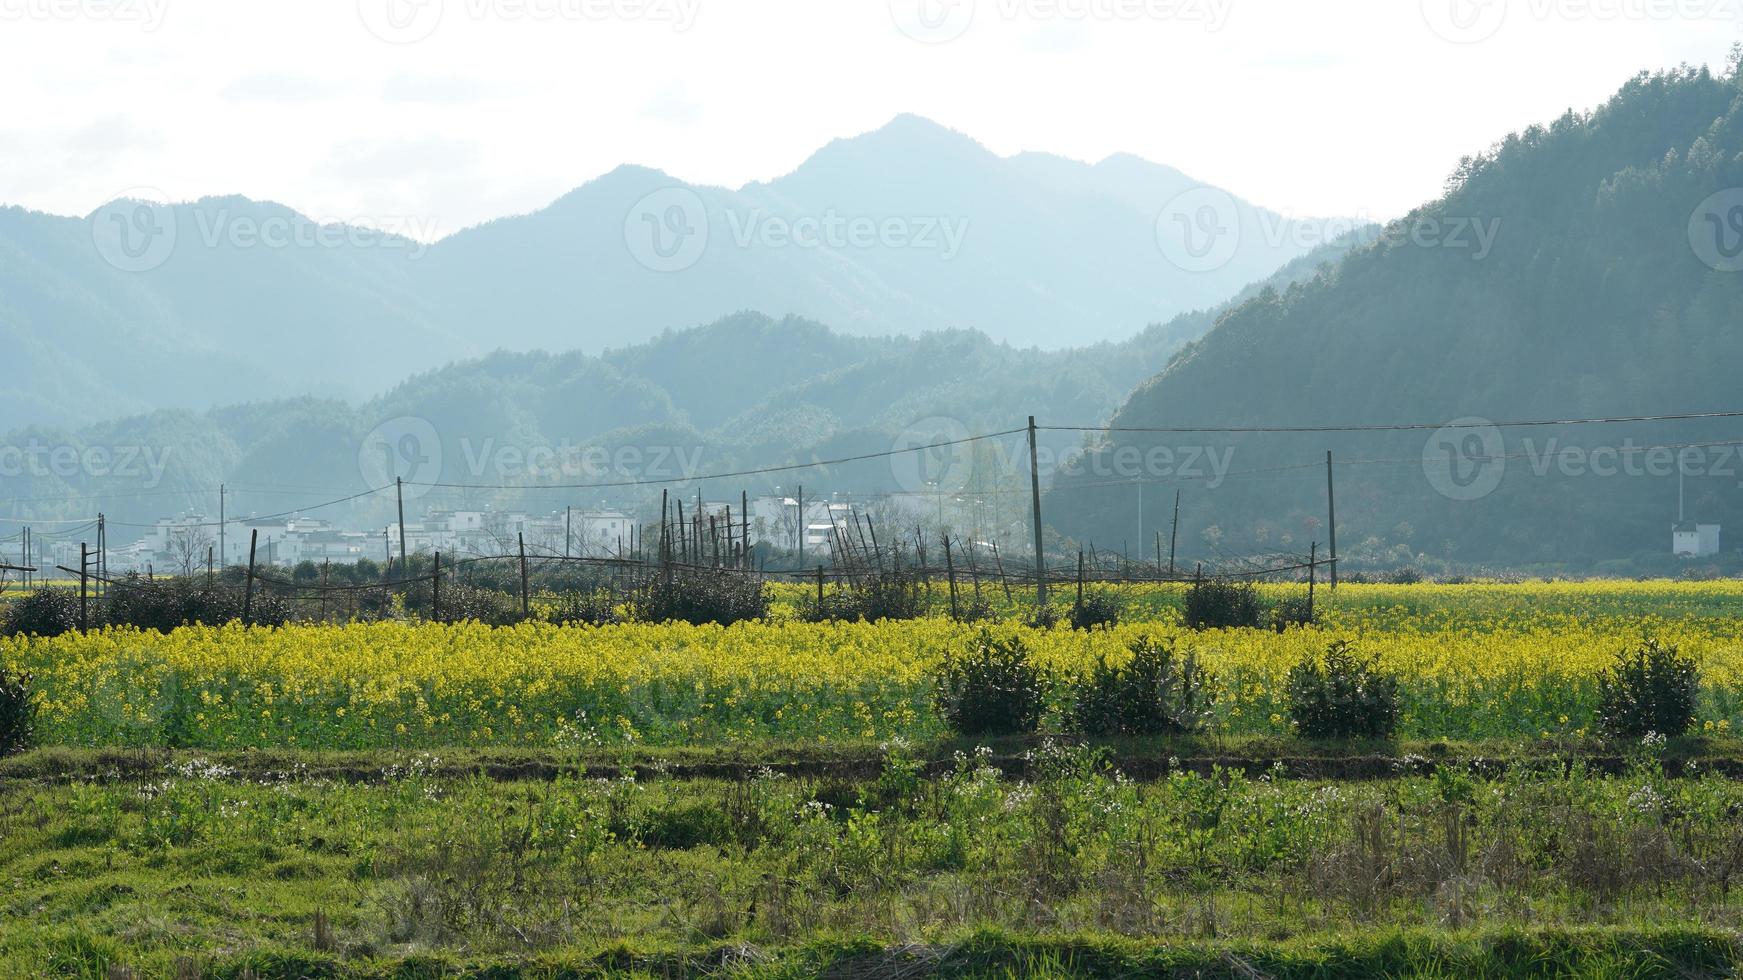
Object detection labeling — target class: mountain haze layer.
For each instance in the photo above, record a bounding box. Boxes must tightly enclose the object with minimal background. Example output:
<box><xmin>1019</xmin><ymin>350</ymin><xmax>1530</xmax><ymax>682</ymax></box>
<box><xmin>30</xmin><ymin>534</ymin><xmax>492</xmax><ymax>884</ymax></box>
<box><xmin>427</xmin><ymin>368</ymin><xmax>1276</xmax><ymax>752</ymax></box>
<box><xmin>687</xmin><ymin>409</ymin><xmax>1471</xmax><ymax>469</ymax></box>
<box><xmin>0</xmin><ymin>116</ymin><xmax>1333</xmax><ymax>428</ymax></box>
<box><xmin>0</xmin><ymin>235</ymin><xmax>1367</xmax><ymax>535</ymax></box>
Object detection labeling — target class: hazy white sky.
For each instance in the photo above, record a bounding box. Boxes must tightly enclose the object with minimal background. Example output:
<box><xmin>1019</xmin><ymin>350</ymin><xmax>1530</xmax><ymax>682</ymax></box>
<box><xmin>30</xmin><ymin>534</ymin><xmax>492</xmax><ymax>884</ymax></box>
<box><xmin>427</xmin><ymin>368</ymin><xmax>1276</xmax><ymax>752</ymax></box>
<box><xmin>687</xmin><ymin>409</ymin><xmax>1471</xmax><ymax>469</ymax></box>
<box><xmin>1</xmin><ymin>0</ymin><xmax>1737</xmax><ymax>238</ymax></box>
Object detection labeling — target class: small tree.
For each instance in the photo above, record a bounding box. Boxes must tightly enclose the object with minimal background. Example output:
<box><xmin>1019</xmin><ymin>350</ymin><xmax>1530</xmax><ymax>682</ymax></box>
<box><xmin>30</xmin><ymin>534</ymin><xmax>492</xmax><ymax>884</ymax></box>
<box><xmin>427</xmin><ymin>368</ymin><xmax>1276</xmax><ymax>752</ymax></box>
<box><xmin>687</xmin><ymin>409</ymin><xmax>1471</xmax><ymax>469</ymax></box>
<box><xmin>1069</xmin><ymin>636</ymin><xmax>1215</xmax><ymax>736</ymax></box>
<box><xmin>1596</xmin><ymin>639</ymin><xmax>1699</xmax><ymax>741</ymax></box>
<box><xmin>1286</xmin><ymin>640</ymin><xmax>1400</xmax><ymax>740</ymax></box>
<box><xmin>933</xmin><ymin>630</ymin><xmax>1047</xmax><ymax>737</ymax></box>
<box><xmin>167</xmin><ymin>525</ymin><xmax>215</xmax><ymax>579</ymax></box>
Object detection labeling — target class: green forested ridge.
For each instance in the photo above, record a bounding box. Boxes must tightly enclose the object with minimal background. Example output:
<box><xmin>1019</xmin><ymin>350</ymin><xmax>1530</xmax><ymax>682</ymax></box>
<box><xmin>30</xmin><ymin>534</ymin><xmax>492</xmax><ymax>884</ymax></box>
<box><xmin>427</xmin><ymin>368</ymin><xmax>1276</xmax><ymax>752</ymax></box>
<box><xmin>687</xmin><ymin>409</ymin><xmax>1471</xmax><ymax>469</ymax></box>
<box><xmin>1049</xmin><ymin>66</ymin><xmax>1743</xmax><ymax>569</ymax></box>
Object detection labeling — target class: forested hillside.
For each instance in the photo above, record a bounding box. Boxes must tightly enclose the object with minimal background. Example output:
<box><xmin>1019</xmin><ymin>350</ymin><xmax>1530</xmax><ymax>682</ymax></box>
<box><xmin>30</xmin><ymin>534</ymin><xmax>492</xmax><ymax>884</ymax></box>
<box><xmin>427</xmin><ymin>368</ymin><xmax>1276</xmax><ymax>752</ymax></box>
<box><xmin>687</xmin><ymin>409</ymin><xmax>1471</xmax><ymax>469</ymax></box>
<box><xmin>1049</xmin><ymin>67</ymin><xmax>1743</xmax><ymax>569</ymax></box>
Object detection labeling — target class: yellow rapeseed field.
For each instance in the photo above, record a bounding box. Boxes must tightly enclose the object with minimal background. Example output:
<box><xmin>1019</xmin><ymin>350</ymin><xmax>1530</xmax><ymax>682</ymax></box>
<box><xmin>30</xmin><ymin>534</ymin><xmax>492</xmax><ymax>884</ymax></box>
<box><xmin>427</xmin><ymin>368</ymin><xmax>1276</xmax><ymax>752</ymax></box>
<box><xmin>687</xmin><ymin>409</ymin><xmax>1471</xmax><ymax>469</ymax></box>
<box><xmin>5</xmin><ymin>581</ymin><xmax>1742</xmax><ymax>748</ymax></box>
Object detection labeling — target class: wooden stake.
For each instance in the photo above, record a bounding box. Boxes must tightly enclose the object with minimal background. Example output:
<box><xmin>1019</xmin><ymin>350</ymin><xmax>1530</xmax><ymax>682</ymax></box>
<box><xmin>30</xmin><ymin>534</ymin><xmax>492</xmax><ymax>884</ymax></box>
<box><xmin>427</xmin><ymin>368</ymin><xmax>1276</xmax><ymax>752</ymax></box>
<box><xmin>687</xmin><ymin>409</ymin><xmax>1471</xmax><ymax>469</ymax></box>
<box><xmin>518</xmin><ymin>533</ymin><xmax>530</xmax><ymax>619</ymax></box>
<box><xmin>243</xmin><ymin>529</ymin><xmax>259</xmax><ymax>626</ymax></box>
<box><xmin>1027</xmin><ymin>417</ymin><xmax>1046</xmax><ymax>607</ymax></box>
<box><xmin>1169</xmin><ymin>490</ymin><xmax>1181</xmax><ymax>578</ymax></box>
<box><xmin>944</xmin><ymin>534</ymin><xmax>959</xmax><ymax>620</ymax></box>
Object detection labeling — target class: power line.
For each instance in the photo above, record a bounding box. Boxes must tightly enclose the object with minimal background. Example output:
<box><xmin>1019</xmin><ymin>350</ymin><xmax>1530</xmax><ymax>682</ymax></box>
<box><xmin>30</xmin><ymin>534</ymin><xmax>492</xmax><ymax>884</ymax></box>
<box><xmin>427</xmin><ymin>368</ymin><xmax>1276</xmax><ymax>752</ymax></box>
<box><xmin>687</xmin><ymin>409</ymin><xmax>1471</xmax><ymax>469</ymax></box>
<box><xmin>1044</xmin><ymin>410</ymin><xmax>1743</xmax><ymax>435</ymax></box>
<box><xmin>95</xmin><ymin>487</ymin><xmax>391</xmax><ymax>530</ymax></box>
<box><xmin>403</xmin><ymin>428</ymin><xmax>1027</xmax><ymax>491</ymax></box>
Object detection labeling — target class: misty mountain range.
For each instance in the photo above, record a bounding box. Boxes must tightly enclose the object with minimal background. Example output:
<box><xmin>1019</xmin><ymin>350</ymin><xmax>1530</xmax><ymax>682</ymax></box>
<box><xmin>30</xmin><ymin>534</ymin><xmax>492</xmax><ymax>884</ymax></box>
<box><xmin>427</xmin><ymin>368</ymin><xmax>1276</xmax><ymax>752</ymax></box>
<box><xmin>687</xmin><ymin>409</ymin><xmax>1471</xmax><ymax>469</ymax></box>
<box><xmin>0</xmin><ymin>114</ymin><xmax>1336</xmax><ymax>430</ymax></box>
<box><xmin>6</xmin><ymin>65</ymin><xmax>1741</xmax><ymax>570</ymax></box>
<box><xmin>0</xmin><ymin>236</ymin><xmax>1365</xmax><ymax>533</ymax></box>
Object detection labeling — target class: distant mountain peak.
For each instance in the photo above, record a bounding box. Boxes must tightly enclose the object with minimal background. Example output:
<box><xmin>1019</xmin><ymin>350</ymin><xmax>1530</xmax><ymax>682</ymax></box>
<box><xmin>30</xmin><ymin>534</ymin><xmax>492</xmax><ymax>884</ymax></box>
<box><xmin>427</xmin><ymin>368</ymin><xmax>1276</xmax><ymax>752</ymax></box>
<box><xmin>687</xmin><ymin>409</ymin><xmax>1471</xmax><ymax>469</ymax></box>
<box><xmin>774</xmin><ymin>113</ymin><xmax>995</xmax><ymax>183</ymax></box>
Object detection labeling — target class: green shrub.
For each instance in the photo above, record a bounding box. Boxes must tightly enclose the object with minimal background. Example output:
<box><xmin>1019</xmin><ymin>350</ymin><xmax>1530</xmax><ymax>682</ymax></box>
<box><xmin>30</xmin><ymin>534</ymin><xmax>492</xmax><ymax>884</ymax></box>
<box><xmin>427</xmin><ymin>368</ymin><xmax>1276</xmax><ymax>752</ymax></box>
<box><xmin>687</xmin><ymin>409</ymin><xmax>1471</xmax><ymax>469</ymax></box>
<box><xmin>1068</xmin><ymin>589</ymin><xmax>1123</xmax><ymax>631</ymax></box>
<box><xmin>1286</xmin><ymin>640</ymin><xmax>1400</xmax><ymax>740</ymax></box>
<box><xmin>546</xmin><ymin>590</ymin><xmax>622</xmax><ymax>627</ymax></box>
<box><xmin>424</xmin><ymin>583</ymin><xmax>525</xmax><ymax>627</ymax></box>
<box><xmin>103</xmin><ymin>577</ymin><xmax>253</xmax><ymax>631</ymax></box>
<box><xmin>1068</xmin><ymin>636</ymin><xmax>1214</xmax><ymax>736</ymax></box>
<box><xmin>1027</xmin><ymin>602</ymin><xmax>1062</xmax><ymax>630</ymax></box>
<box><xmin>1271</xmin><ymin>594</ymin><xmax>1317</xmax><ymax>632</ymax></box>
<box><xmin>951</xmin><ymin>591</ymin><xmax>995</xmax><ymax>624</ymax></box>
<box><xmin>1</xmin><ymin>588</ymin><xmax>80</xmax><ymax>638</ymax></box>
<box><xmin>1183</xmin><ymin>577</ymin><xmax>1265</xmax><ymax>630</ymax></box>
<box><xmin>933</xmin><ymin>629</ymin><xmax>1047</xmax><ymax>737</ymax></box>
<box><xmin>1596</xmin><ymin>639</ymin><xmax>1699</xmax><ymax>740</ymax></box>
<box><xmin>804</xmin><ymin>570</ymin><xmax>930</xmax><ymax>623</ymax></box>
<box><xmin>631</xmin><ymin>572</ymin><xmax>769</xmax><ymax>626</ymax></box>
<box><xmin>0</xmin><ymin>665</ymin><xmax>34</xmax><ymax>757</ymax></box>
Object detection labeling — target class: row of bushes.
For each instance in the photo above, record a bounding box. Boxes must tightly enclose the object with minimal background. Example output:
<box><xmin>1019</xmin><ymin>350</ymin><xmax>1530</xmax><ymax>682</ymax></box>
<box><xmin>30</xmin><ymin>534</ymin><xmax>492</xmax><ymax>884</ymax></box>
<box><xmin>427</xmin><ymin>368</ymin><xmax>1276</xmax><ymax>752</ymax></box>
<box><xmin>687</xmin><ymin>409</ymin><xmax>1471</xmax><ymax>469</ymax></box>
<box><xmin>935</xmin><ymin>633</ymin><xmax>1702</xmax><ymax>743</ymax></box>
<box><xmin>3</xmin><ymin>570</ymin><xmax>1321</xmax><ymax>637</ymax></box>
<box><xmin>800</xmin><ymin>573</ymin><xmax>1318</xmax><ymax>633</ymax></box>
<box><xmin>0</xmin><ymin>569</ymin><xmax>774</xmax><ymax>638</ymax></box>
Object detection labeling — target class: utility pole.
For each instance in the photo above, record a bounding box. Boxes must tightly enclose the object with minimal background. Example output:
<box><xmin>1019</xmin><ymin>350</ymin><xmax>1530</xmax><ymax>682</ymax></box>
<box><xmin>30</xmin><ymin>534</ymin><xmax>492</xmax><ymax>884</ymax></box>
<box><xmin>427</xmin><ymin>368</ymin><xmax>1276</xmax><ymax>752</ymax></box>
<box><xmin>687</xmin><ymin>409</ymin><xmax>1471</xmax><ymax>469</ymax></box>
<box><xmin>78</xmin><ymin>543</ymin><xmax>88</xmax><ymax>633</ymax></box>
<box><xmin>565</xmin><ymin>506</ymin><xmax>573</xmax><ymax>559</ymax></box>
<box><xmin>796</xmin><ymin>485</ymin><xmax>805</xmax><ymax>567</ymax></box>
<box><xmin>396</xmin><ymin>477</ymin><xmax>408</xmax><ymax>570</ymax></box>
<box><xmin>1028</xmin><ymin>416</ymin><xmax>1047</xmax><ymax>607</ymax></box>
<box><xmin>1326</xmin><ymin>451</ymin><xmax>1339</xmax><ymax>590</ymax></box>
<box><xmin>219</xmin><ymin>484</ymin><xmax>225</xmax><ymax>570</ymax></box>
